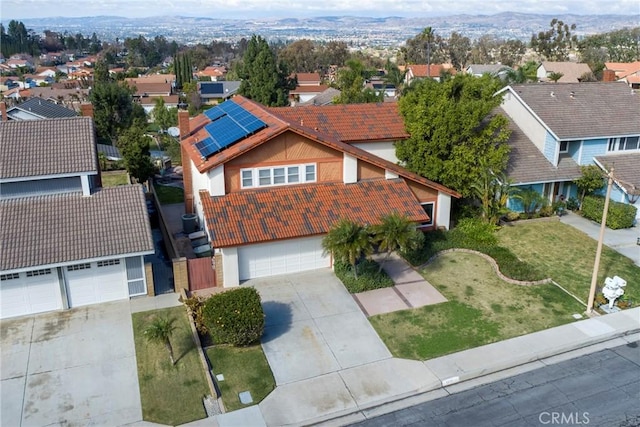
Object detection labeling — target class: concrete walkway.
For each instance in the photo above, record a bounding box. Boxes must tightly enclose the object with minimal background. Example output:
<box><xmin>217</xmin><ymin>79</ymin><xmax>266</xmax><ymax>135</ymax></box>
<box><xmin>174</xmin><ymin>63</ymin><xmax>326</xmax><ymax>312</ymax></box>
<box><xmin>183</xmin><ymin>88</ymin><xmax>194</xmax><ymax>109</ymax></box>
<box><xmin>353</xmin><ymin>253</ymin><xmax>447</xmax><ymax>316</ymax></box>
<box><xmin>560</xmin><ymin>211</ymin><xmax>640</xmax><ymax>266</ymax></box>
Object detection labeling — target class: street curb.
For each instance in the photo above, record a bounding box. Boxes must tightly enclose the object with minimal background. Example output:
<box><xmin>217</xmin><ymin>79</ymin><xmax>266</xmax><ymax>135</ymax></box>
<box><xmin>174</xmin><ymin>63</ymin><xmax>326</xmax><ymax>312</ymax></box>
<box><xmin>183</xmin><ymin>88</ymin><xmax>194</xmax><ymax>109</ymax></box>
<box><xmin>307</xmin><ymin>308</ymin><xmax>640</xmax><ymax>427</ymax></box>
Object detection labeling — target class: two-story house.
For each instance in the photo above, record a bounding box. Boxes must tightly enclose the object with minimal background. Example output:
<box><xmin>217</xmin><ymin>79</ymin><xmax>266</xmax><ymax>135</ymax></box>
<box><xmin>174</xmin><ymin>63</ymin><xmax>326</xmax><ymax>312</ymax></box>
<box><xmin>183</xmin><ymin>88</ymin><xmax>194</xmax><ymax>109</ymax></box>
<box><xmin>179</xmin><ymin>96</ymin><xmax>460</xmax><ymax>287</ymax></box>
<box><xmin>498</xmin><ymin>82</ymin><xmax>640</xmax><ymax>217</ymax></box>
<box><xmin>0</xmin><ymin>117</ymin><xmax>154</xmax><ymax>319</ymax></box>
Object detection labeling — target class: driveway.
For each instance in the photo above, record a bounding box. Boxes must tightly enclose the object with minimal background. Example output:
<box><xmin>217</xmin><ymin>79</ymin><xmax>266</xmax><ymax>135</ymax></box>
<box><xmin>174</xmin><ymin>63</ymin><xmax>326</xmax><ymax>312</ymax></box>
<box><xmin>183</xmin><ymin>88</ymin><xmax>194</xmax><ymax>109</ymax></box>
<box><xmin>1</xmin><ymin>301</ymin><xmax>142</xmax><ymax>426</ymax></box>
<box><xmin>246</xmin><ymin>269</ymin><xmax>392</xmax><ymax>385</ymax></box>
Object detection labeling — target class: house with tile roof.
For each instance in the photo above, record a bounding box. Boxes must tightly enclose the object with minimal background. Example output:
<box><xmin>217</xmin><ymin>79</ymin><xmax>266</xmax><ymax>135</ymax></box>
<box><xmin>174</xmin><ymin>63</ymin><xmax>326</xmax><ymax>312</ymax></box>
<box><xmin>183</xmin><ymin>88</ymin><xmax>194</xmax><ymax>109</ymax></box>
<box><xmin>497</xmin><ymin>82</ymin><xmax>640</xmax><ymax>218</ymax></box>
<box><xmin>404</xmin><ymin>64</ymin><xmax>456</xmax><ymax>86</ymax></box>
<box><xmin>604</xmin><ymin>61</ymin><xmax>640</xmax><ymax>89</ymax></box>
<box><xmin>198</xmin><ymin>81</ymin><xmax>240</xmax><ymax>105</ymax></box>
<box><xmin>0</xmin><ymin>117</ymin><xmax>154</xmax><ymax>319</ymax></box>
<box><xmin>178</xmin><ymin>96</ymin><xmax>460</xmax><ymax>286</ymax></box>
<box><xmin>289</xmin><ymin>72</ymin><xmax>328</xmax><ymax>105</ymax></box>
<box><xmin>536</xmin><ymin>62</ymin><xmax>593</xmax><ymax>83</ymax></box>
<box><xmin>465</xmin><ymin>64</ymin><xmax>513</xmax><ymax>79</ymax></box>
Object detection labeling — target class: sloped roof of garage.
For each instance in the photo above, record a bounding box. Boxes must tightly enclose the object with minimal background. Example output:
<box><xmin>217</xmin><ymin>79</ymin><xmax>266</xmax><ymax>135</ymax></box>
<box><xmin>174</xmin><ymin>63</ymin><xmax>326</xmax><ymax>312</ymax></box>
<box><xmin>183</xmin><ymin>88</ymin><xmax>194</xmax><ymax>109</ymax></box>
<box><xmin>0</xmin><ymin>185</ymin><xmax>154</xmax><ymax>271</ymax></box>
<box><xmin>200</xmin><ymin>178</ymin><xmax>429</xmax><ymax>248</ymax></box>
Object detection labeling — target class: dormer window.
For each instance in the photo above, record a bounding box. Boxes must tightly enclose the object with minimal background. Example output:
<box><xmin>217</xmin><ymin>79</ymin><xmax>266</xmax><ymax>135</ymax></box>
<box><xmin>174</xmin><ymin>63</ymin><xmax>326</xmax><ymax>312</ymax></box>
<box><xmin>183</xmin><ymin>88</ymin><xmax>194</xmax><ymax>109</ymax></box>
<box><xmin>559</xmin><ymin>141</ymin><xmax>569</xmax><ymax>153</ymax></box>
<box><xmin>241</xmin><ymin>164</ymin><xmax>316</xmax><ymax>188</ymax></box>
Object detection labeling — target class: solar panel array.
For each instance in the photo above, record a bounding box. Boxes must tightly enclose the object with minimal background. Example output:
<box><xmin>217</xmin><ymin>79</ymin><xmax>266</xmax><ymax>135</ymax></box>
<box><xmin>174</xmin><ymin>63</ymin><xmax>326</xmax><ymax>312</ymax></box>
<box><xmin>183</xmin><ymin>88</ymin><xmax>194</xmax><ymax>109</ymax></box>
<box><xmin>196</xmin><ymin>101</ymin><xmax>267</xmax><ymax>158</ymax></box>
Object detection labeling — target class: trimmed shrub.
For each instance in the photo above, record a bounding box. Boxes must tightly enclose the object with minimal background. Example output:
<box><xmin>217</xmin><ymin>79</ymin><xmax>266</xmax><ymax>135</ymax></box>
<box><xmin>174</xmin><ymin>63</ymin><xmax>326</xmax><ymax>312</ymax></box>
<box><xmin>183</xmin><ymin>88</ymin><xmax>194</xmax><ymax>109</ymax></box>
<box><xmin>454</xmin><ymin>218</ymin><xmax>498</xmax><ymax>246</ymax></box>
<box><xmin>334</xmin><ymin>259</ymin><xmax>394</xmax><ymax>293</ymax></box>
<box><xmin>184</xmin><ymin>295</ymin><xmax>208</xmax><ymax>334</ymax></box>
<box><xmin>581</xmin><ymin>195</ymin><xmax>637</xmax><ymax>229</ymax></box>
<box><xmin>203</xmin><ymin>287</ymin><xmax>265</xmax><ymax>346</ymax></box>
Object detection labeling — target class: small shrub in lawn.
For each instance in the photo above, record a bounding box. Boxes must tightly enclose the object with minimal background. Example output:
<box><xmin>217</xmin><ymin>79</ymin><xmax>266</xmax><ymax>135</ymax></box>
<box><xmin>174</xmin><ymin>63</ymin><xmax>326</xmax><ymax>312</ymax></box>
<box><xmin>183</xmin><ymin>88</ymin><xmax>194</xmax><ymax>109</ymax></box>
<box><xmin>203</xmin><ymin>288</ymin><xmax>265</xmax><ymax>346</ymax></box>
<box><xmin>582</xmin><ymin>195</ymin><xmax>637</xmax><ymax>229</ymax></box>
<box><xmin>334</xmin><ymin>259</ymin><xmax>394</xmax><ymax>293</ymax></box>
<box><xmin>453</xmin><ymin>218</ymin><xmax>498</xmax><ymax>246</ymax></box>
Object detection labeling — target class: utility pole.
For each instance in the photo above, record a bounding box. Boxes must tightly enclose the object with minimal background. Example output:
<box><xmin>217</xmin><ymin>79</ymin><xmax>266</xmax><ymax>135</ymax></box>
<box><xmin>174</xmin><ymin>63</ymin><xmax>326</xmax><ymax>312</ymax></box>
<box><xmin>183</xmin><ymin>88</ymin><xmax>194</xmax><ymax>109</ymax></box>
<box><xmin>586</xmin><ymin>169</ymin><xmax>614</xmax><ymax>315</ymax></box>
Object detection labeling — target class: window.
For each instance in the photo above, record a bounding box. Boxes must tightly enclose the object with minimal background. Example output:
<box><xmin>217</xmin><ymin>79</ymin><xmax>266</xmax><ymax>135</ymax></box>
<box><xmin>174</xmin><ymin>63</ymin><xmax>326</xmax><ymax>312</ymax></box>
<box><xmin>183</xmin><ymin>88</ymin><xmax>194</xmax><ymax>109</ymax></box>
<box><xmin>26</xmin><ymin>269</ymin><xmax>51</xmax><ymax>277</ymax></box>
<box><xmin>1</xmin><ymin>273</ymin><xmax>20</xmax><ymax>281</ymax></box>
<box><xmin>418</xmin><ymin>202</ymin><xmax>435</xmax><ymax>228</ymax></box>
<box><xmin>67</xmin><ymin>263</ymin><xmax>91</xmax><ymax>271</ymax></box>
<box><xmin>608</xmin><ymin>136</ymin><xmax>640</xmax><ymax>152</ymax></box>
<box><xmin>241</xmin><ymin>164</ymin><xmax>316</xmax><ymax>188</ymax></box>
<box><xmin>559</xmin><ymin>141</ymin><xmax>569</xmax><ymax>153</ymax></box>
<box><xmin>97</xmin><ymin>259</ymin><xmax>120</xmax><ymax>267</ymax></box>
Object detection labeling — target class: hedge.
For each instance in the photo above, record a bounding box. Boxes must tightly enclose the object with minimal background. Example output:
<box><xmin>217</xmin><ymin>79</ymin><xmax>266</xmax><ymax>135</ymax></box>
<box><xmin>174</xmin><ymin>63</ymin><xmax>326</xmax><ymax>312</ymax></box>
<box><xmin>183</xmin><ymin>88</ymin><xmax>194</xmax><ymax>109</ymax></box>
<box><xmin>581</xmin><ymin>195</ymin><xmax>637</xmax><ymax>230</ymax></box>
<box><xmin>334</xmin><ymin>259</ymin><xmax>394</xmax><ymax>293</ymax></box>
<box><xmin>203</xmin><ymin>287</ymin><xmax>265</xmax><ymax>346</ymax></box>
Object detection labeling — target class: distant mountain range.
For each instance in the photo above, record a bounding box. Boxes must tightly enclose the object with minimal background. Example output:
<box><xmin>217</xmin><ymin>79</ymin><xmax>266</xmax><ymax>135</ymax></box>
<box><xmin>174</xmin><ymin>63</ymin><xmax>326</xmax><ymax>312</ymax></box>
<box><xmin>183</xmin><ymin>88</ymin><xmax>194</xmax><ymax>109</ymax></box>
<box><xmin>7</xmin><ymin>13</ymin><xmax>638</xmax><ymax>47</ymax></box>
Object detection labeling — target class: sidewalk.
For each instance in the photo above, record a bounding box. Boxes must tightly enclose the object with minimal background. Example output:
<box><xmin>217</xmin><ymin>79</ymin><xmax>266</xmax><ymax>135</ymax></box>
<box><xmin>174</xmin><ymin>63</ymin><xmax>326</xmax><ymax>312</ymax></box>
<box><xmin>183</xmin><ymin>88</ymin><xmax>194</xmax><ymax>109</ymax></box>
<box><xmin>191</xmin><ymin>307</ymin><xmax>639</xmax><ymax>427</ymax></box>
<box><xmin>560</xmin><ymin>211</ymin><xmax>640</xmax><ymax>266</ymax></box>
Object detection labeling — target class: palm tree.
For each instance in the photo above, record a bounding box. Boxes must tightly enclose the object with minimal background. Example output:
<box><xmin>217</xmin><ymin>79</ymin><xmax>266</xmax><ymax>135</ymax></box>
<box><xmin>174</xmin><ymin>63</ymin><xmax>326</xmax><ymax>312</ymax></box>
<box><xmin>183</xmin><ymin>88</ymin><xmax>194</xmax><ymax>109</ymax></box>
<box><xmin>471</xmin><ymin>168</ymin><xmax>518</xmax><ymax>225</ymax></box>
<box><xmin>322</xmin><ymin>219</ymin><xmax>373</xmax><ymax>279</ymax></box>
<box><xmin>372</xmin><ymin>213</ymin><xmax>424</xmax><ymax>272</ymax></box>
<box><xmin>144</xmin><ymin>316</ymin><xmax>178</xmax><ymax>365</ymax></box>
<box><xmin>547</xmin><ymin>72</ymin><xmax>564</xmax><ymax>82</ymax></box>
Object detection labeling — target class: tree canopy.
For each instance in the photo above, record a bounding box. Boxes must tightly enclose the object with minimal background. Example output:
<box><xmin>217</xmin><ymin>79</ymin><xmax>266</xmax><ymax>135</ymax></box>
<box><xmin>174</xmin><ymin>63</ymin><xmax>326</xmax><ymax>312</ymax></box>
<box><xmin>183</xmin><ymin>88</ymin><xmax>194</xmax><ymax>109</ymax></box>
<box><xmin>396</xmin><ymin>74</ymin><xmax>511</xmax><ymax>197</ymax></box>
<box><xmin>530</xmin><ymin>19</ymin><xmax>578</xmax><ymax>61</ymax></box>
<box><xmin>117</xmin><ymin>126</ymin><xmax>155</xmax><ymax>184</ymax></box>
<box><xmin>237</xmin><ymin>35</ymin><xmax>294</xmax><ymax>107</ymax></box>
<box><xmin>90</xmin><ymin>81</ymin><xmax>137</xmax><ymax>144</ymax></box>
<box><xmin>333</xmin><ymin>59</ymin><xmax>383</xmax><ymax>104</ymax></box>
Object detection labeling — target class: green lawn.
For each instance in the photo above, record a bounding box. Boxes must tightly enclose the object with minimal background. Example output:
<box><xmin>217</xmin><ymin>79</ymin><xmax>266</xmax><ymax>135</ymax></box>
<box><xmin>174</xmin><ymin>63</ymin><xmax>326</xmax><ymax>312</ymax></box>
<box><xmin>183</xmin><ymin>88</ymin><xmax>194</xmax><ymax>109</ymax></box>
<box><xmin>497</xmin><ymin>221</ymin><xmax>640</xmax><ymax>305</ymax></box>
<box><xmin>206</xmin><ymin>344</ymin><xmax>275</xmax><ymax>412</ymax></box>
<box><xmin>154</xmin><ymin>184</ymin><xmax>184</xmax><ymax>204</ymax></box>
<box><xmin>132</xmin><ymin>306</ymin><xmax>209</xmax><ymax>426</ymax></box>
<box><xmin>370</xmin><ymin>252</ymin><xmax>585</xmax><ymax>360</ymax></box>
<box><xmin>101</xmin><ymin>171</ymin><xmax>129</xmax><ymax>187</ymax></box>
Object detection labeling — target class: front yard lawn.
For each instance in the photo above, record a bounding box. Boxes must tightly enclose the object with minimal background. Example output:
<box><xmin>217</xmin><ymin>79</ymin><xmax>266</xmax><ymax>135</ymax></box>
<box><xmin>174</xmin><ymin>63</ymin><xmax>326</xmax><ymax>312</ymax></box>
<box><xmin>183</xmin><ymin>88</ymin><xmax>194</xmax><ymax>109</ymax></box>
<box><xmin>132</xmin><ymin>306</ymin><xmax>209</xmax><ymax>426</ymax></box>
<box><xmin>154</xmin><ymin>184</ymin><xmax>184</xmax><ymax>205</ymax></box>
<box><xmin>206</xmin><ymin>344</ymin><xmax>275</xmax><ymax>412</ymax></box>
<box><xmin>497</xmin><ymin>221</ymin><xmax>640</xmax><ymax>305</ymax></box>
<box><xmin>370</xmin><ymin>252</ymin><xmax>585</xmax><ymax>360</ymax></box>
<box><xmin>101</xmin><ymin>170</ymin><xmax>129</xmax><ymax>187</ymax></box>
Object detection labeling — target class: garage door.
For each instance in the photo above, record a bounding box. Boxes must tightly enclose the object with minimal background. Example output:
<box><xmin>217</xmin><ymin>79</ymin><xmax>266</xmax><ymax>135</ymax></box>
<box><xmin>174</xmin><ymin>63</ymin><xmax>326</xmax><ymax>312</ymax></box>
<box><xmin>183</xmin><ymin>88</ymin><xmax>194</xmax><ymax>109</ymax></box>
<box><xmin>0</xmin><ymin>269</ymin><xmax>62</xmax><ymax>319</ymax></box>
<box><xmin>238</xmin><ymin>236</ymin><xmax>330</xmax><ymax>280</ymax></box>
<box><xmin>66</xmin><ymin>260</ymin><xmax>127</xmax><ymax>307</ymax></box>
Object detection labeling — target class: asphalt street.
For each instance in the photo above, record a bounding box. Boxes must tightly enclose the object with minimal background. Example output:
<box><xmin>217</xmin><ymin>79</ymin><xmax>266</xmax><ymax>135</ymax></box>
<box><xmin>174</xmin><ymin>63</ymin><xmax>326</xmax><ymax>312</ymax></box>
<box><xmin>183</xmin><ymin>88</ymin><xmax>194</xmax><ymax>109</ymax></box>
<box><xmin>352</xmin><ymin>342</ymin><xmax>640</xmax><ymax>427</ymax></box>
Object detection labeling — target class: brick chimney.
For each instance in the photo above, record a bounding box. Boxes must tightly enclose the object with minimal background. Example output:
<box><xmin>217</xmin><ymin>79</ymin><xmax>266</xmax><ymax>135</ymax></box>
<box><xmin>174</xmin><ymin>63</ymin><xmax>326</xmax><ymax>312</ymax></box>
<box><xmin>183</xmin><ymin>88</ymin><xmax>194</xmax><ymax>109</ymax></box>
<box><xmin>80</xmin><ymin>103</ymin><xmax>94</xmax><ymax>118</ymax></box>
<box><xmin>178</xmin><ymin>110</ymin><xmax>194</xmax><ymax>214</ymax></box>
<box><xmin>602</xmin><ymin>69</ymin><xmax>617</xmax><ymax>82</ymax></box>
<box><xmin>0</xmin><ymin>102</ymin><xmax>7</xmax><ymax>121</ymax></box>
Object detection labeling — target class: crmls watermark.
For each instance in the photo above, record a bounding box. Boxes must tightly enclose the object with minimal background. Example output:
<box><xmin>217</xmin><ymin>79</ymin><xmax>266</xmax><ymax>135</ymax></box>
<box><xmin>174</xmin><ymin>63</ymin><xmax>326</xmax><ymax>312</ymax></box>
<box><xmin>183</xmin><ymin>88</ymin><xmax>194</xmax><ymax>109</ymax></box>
<box><xmin>539</xmin><ymin>412</ymin><xmax>590</xmax><ymax>425</ymax></box>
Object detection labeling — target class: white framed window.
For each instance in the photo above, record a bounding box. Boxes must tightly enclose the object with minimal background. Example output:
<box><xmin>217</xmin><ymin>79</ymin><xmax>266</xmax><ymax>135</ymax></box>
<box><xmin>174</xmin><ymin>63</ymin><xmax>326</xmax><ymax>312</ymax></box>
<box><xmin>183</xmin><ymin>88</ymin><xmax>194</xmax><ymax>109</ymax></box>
<box><xmin>67</xmin><ymin>263</ymin><xmax>91</xmax><ymax>271</ymax></box>
<box><xmin>418</xmin><ymin>202</ymin><xmax>435</xmax><ymax>228</ymax></box>
<box><xmin>608</xmin><ymin>136</ymin><xmax>640</xmax><ymax>152</ymax></box>
<box><xmin>1</xmin><ymin>273</ymin><xmax>20</xmax><ymax>281</ymax></box>
<box><xmin>559</xmin><ymin>141</ymin><xmax>569</xmax><ymax>153</ymax></box>
<box><xmin>241</xmin><ymin>164</ymin><xmax>316</xmax><ymax>188</ymax></box>
<box><xmin>26</xmin><ymin>269</ymin><xmax>51</xmax><ymax>277</ymax></box>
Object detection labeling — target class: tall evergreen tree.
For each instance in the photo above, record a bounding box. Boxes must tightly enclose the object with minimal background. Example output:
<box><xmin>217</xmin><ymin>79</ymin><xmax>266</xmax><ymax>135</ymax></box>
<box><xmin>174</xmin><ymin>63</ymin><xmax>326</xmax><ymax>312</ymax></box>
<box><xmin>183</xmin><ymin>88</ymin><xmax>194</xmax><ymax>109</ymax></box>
<box><xmin>237</xmin><ymin>35</ymin><xmax>294</xmax><ymax>107</ymax></box>
<box><xmin>396</xmin><ymin>74</ymin><xmax>511</xmax><ymax>197</ymax></box>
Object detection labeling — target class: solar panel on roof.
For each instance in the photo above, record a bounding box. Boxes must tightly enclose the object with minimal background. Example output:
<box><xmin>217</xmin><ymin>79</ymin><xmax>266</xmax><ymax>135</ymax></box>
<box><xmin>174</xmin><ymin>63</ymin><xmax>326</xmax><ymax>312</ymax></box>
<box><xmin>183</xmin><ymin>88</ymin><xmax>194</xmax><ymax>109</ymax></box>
<box><xmin>196</xmin><ymin>100</ymin><xmax>267</xmax><ymax>159</ymax></box>
<box><xmin>200</xmin><ymin>82</ymin><xmax>224</xmax><ymax>95</ymax></box>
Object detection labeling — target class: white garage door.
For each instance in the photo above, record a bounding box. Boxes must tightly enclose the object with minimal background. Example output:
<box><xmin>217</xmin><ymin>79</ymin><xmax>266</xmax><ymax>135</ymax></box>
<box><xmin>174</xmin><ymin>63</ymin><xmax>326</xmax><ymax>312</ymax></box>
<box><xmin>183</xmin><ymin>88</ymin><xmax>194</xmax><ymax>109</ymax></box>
<box><xmin>66</xmin><ymin>260</ymin><xmax>128</xmax><ymax>307</ymax></box>
<box><xmin>238</xmin><ymin>236</ymin><xmax>330</xmax><ymax>280</ymax></box>
<box><xmin>1</xmin><ymin>269</ymin><xmax>62</xmax><ymax>319</ymax></box>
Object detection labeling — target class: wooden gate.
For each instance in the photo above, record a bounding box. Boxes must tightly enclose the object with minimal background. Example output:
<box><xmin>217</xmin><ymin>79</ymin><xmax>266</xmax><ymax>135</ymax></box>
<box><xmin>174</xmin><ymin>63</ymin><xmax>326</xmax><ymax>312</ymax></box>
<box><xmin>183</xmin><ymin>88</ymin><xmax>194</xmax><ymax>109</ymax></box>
<box><xmin>187</xmin><ymin>257</ymin><xmax>216</xmax><ymax>291</ymax></box>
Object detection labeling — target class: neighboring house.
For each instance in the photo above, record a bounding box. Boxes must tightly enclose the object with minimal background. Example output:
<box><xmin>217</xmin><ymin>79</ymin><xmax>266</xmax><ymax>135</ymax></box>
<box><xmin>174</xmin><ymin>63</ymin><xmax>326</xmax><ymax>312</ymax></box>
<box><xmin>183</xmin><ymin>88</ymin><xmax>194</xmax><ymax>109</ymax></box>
<box><xmin>97</xmin><ymin>143</ymin><xmax>123</xmax><ymax>161</ymax></box>
<box><xmin>0</xmin><ymin>117</ymin><xmax>154</xmax><ymax>319</ymax></box>
<box><xmin>605</xmin><ymin>61</ymin><xmax>640</xmax><ymax>89</ymax></box>
<box><xmin>178</xmin><ymin>96</ymin><xmax>460</xmax><ymax>286</ymax></box>
<box><xmin>465</xmin><ymin>64</ymin><xmax>513</xmax><ymax>79</ymax></box>
<box><xmin>498</xmin><ymin>82</ymin><xmax>640</xmax><ymax>217</ymax></box>
<box><xmin>25</xmin><ymin>86</ymin><xmax>91</xmax><ymax>111</ymax></box>
<box><xmin>198</xmin><ymin>81</ymin><xmax>240</xmax><ymax>105</ymax></box>
<box><xmin>297</xmin><ymin>87</ymin><xmax>341</xmax><ymax>106</ymax></box>
<box><xmin>5</xmin><ymin>97</ymin><xmax>77</xmax><ymax>120</ymax></box>
<box><xmin>536</xmin><ymin>62</ymin><xmax>593</xmax><ymax>83</ymax></box>
<box><xmin>125</xmin><ymin>75</ymin><xmax>176</xmax><ymax>113</ymax></box>
<box><xmin>139</xmin><ymin>95</ymin><xmax>180</xmax><ymax>114</ymax></box>
<box><xmin>195</xmin><ymin>66</ymin><xmax>227</xmax><ymax>81</ymax></box>
<box><xmin>404</xmin><ymin>64</ymin><xmax>456</xmax><ymax>86</ymax></box>
<box><xmin>366</xmin><ymin>78</ymin><xmax>397</xmax><ymax>98</ymax></box>
<box><xmin>289</xmin><ymin>72</ymin><xmax>328</xmax><ymax>105</ymax></box>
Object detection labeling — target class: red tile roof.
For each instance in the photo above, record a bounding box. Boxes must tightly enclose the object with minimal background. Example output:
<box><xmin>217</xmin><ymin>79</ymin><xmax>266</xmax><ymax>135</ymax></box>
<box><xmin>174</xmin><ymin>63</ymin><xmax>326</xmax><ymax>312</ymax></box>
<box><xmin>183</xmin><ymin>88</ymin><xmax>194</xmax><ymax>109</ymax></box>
<box><xmin>290</xmin><ymin>84</ymin><xmax>329</xmax><ymax>94</ymax></box>
<box><xmin>201</xmin><ymin>179</ymin><xmax>428</xmax><ymax>247</ymax></box>
<box><xmin>294</xmin><ymin>72</ymin><xmax>321</xmax><ymax>83</ymax></box>
<box><xmin>181</xmin><ymin>96</ymin><xmax>460</xmax><ymax>198</ymax></box>
<box><xmin>408</xmin><ymin>64</ymin><xmax>456</xmax><ymax>78</ymax></box>
<box><xmin>268</xmin><ymin>102</ymin><xmax>409</xmax><ymax>142</ymax></box>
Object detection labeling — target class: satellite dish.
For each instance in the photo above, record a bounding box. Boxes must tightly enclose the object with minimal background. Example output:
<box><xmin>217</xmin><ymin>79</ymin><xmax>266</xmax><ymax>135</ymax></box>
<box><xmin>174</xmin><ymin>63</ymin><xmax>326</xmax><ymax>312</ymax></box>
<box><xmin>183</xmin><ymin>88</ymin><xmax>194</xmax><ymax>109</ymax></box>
<box><xmin>167</xmin><ymin>127</ymin><xmax>180</xmax><ymax>137</ymax></box>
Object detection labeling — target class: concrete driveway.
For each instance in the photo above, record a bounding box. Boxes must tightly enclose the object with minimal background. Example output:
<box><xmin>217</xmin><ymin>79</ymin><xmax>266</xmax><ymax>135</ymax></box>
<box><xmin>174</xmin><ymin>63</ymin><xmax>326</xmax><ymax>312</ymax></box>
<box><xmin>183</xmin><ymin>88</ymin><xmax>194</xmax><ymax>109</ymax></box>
<box><xmin>245</xmin><ymin>269</ymin><xmax>392</xmax><ymax>385</ymax></box>
<box><xmin>1</xmin><ymin>301</ymin><xmax>142</xmax><ymax>426</ymax></box>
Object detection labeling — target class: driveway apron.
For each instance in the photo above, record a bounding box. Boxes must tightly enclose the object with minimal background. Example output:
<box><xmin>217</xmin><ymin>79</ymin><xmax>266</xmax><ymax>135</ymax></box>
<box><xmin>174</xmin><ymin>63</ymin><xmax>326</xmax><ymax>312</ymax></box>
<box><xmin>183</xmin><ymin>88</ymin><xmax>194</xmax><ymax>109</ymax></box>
<box><xmin>247</xmin><ymin>270</ymin><xmax>392</xmax><ymax>385</ymax></box>
<box><xmin>1</xmin><ymin>301</ymin><xmax>142</xmax><ymax>426</ymax></box>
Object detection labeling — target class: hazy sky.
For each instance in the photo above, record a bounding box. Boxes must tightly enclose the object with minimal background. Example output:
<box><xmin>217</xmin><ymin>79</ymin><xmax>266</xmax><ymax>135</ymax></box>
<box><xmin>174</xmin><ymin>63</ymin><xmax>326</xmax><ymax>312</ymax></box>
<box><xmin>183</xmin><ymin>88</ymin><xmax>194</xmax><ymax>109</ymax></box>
<box><xmin>2</xmin><ymin>0</ymin><xmax>639</xmax><ymax>19</ymax></box>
